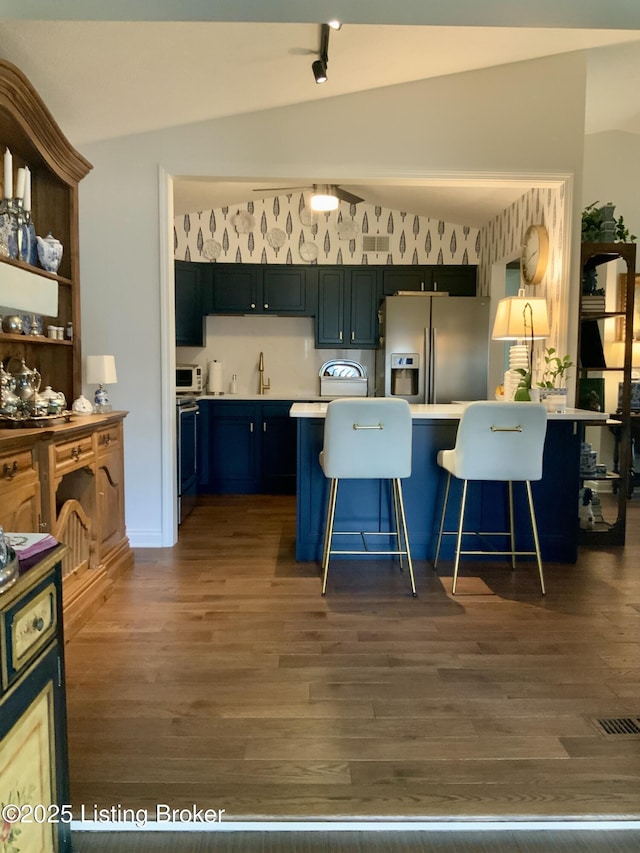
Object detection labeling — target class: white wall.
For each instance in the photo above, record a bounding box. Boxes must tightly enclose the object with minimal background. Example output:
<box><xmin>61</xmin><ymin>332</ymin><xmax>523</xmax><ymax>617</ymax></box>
<box><xmin>78</xmin><ymin>51</ymin><xmax>587</xmax><ymax>547</ymax></box>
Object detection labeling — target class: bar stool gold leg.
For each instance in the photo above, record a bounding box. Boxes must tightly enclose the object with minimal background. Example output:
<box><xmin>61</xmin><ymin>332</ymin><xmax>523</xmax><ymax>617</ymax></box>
<box><xmin>321</xmin><ymin>478</ymin><xmax>339</xmax><ymax>596</ymax></box>
<box><xmin>395</xmin><ymin>478</ymin><xmax>417</xmax><ymax>597</ymax></box>
<box><xmin>508</xmin><ymin>480</ymin><xmax>516</xmax><ymax>570</ymax></box>
<box><xmin>452</xmin><ymin>479</ymin><xmax>468</xmax><ymax>595</ymax></box>
<box><xmin>526</xmin><ymin>480</ymin><xmax>546</xmax><ymax>595</ymax></box>
<box><xmin>434</xmin><ymin>471</ymin><xmax>452</xmax><ymax>570</ymax></box>
<box><xmin>391</xmin><ymin>479</ymin><xmax>404</xmax><ymax>571</ymax></box>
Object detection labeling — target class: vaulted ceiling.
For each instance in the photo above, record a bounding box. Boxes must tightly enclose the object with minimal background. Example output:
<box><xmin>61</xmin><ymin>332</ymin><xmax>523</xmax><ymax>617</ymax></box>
<box><xmin>1</xmin><ymin>2</ymin><xmax>639</xmax><ymax>225</ymax></box>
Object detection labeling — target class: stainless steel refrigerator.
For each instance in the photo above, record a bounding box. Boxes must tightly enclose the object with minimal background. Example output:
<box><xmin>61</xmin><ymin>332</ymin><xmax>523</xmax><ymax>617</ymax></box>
<box><xmin>375</xmin><ymin>294</ymin><xmax>490</xmax><ymax>403</ymax></box>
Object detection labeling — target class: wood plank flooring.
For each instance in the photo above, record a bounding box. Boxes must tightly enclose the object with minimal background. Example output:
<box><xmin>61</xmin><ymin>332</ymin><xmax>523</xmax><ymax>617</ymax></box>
<box><xmin>65</xmin><ymin>494</ymin><xmax>640</xmax><ymax>822</ymax></box>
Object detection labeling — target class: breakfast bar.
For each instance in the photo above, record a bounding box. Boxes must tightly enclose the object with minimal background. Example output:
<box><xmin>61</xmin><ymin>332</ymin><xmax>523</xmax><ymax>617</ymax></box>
<box><xmin>290</xmin><ymin>402</ymin><xmax>609</xmax><ymax>564</ymax></box>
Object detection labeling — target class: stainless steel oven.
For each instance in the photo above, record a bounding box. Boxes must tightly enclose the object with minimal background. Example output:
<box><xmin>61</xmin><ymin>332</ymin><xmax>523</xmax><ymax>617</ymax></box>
<box><xmin>176</xmin><ymin>395</ymin><xmax>199</xmax><ymax>524</ymax></box>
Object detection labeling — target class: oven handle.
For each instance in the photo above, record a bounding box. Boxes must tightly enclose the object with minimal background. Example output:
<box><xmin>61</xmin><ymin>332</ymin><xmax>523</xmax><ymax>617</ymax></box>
<box><xmin>179</xmin><ymin>404</ymin><xmax>200</xmax><ymax>415</ymax></box>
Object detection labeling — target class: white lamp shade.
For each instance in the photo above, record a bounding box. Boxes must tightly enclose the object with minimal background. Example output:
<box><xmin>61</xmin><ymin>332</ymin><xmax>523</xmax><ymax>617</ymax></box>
<box><xmin>492</xmin><ymin>296</ymin><xmax>550</xmax><ymax>340</ymax></box>
<box><xmin>86</xmin><ymin>355</ymin><xmax>117</xmax><ymax>384</ymax></box>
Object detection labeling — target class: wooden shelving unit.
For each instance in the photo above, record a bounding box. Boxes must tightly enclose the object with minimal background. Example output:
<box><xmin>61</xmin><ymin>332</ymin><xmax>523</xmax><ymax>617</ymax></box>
<box><xmin>0</xmin><ymin>58</ymin><xmax>92</xmax><ymax>405</ymax></box>
<box><xmin>576</xmin><ymin>241</ymin><xmax>636</xmax><ymax>545</ymax></box>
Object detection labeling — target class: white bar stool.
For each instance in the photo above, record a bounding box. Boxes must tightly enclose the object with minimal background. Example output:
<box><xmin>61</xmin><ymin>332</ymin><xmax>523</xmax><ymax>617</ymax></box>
<box><xmin>433</xmin><ymin>401</ymin><xmax>548</xmax><ymax>594</ymax></box>
<box><xmin>319</xmin><ymin>398</ymin><xmax>417</xmax><ymax>597</ymax></box>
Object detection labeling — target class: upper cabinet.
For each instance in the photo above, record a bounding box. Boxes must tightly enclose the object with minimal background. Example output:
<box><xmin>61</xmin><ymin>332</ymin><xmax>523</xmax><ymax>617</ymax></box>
<box><xmin>382</xmin><ymin>265</ymin><xmax>477</xmax><ymax>297</ymax></box>
<box><xmin>211</xmin><ymin>264</ymin><xmax>310</xmax><ymax>315</ymax></box>
<box><xmin>175</xmin><ymin>260</ymin><xmax>209</xmax><ymax>347</ymax></box>
<box><xmin>0</xmin><ymin>59</ymin><xmax>92</xmax><ymax>404</ymax></box>
<box><xmin>316</xmin><ymin>266</ymin><xmax>379</xmax><ymax>348</ymax></box>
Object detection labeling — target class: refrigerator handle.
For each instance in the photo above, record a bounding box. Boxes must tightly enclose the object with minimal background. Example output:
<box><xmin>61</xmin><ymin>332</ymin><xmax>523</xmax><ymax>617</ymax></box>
<box><xmin>431</xmin><ymin>326</ymin><xmax>437</xmax><ymax>404</ymax></box>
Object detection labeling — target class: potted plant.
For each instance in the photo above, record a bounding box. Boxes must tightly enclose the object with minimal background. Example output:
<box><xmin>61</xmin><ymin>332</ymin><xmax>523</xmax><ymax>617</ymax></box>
<box><xmin>581</xmin><ymin>202</ymin><xmax>637</xmax><ymax>243</ymax></box>
<box><xmin>537</xmin><ymin>347</ymin><xmax>574</xmax><ymax>412</ymax></box>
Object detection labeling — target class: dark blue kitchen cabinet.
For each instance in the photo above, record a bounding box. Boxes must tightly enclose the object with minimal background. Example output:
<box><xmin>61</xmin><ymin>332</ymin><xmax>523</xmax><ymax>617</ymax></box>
<box><xmin>316</xmin><ymin>267</ymin><xmax>380</xmax><ymax>348</ymax></box>
<box><xmin>261</xmin><ymin>401</ymin><xmax>298</xmax><ymax>494</ymax></box>
<box><xmin>431</xmin><ymin>265</ymin><xmax>477</xmax><ymax>296</ymax></box>
<box><xmin>382</xmin><ymin>267</ymin><xmax>430</xmax><ymax>296</ymax></box>
<box><xmin>211</xmin><ymin>264</ymin><xmax>312</xmax><ymax>315</ymax></box>
<box><xmin>382</xmin><ymin>265</ymin><xmax>477</xmax><ymax>297</ymax></box>
<box><xmin>198</xmin><ymin>400</ymin><xmax>298</xmax><ymax>494</ymax></box>
<box><xmin>210</xmin><ymin>265</ymin><xmax>261</xmax><ymax>314</ymax></box>
<box><xmin>175</xmin><ymin>260</ymin><xmax>210</xmax><ymax>346</ymax></box>
<box><xmin>262</xmin><ymin>266</ymin><xmax>309</xmax><ymax>314</ymax></box>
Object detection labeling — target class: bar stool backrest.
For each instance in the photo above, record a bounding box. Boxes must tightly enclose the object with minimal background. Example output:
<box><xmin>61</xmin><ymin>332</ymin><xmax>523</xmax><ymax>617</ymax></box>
<box><xmin>321</xmin><ymin>398</ymin><xmax>412</xmax><ymax>480</ymax></box>
<box><xmin>448</xmin><ymin>401</ymin><xmax>547</xmax><ymax>482</ymax></box>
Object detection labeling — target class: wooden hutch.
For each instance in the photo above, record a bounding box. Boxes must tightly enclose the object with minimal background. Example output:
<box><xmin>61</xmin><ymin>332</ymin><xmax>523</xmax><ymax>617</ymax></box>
<box><xmin>0</xmin><ymin>59</ymin><xmax>132</xmax><ymax>637</ymax></box>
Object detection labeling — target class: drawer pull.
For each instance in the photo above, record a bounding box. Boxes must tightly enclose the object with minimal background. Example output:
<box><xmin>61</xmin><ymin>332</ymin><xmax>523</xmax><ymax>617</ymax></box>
<box><xmin>3</xmin><ymin>460</ymin><xmax>18</xmax><ymax>478</ymax></box>
<box><xmin>32</xmin><ymin>616</ymin><xmax>45</xmax><ymax>632</ymax></box>
<box><xmin>71</xmin><ymin>445</ymin><xmax>82</xmax><ymax>460</ymax></box>
<box><xmin>101</xmin><ymin>433</ymin><xmax>113</xmax><ymax>446</ymax></box>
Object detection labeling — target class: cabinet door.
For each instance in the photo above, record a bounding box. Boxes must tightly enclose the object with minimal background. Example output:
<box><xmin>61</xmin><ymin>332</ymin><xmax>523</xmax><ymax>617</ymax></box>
<box><xmin>175</xmin><ymin>260</ymin><xmax>206</xmax><ymax>346</ymax></box>
<box><xmin>0</xmin><ymin>480</ymin><xmax>40</xmax><ymax>531</ymax></box>
<box><xmin>316</xmin><ymin>268</ymin><xmax>346</xmax><ymax>346</ymax></box>
<box><xmin>211</xmin><ymin>266</ymin><xmax>260</xmax><ymax>313</ymax></box>
<box><xmin>261</xmin><ymin>402</ymin><xmax>297</xmax><ymax>494</ymax></box>
<box><xmin>382</xmin><ymin>267</ymin><xmax>431</xmax><ymax>296</ymax></box>
<box><xmin>204</xmin><ymin>402</ymin><xmax>260</xmax><ymax>493</ymax></box>
<box><xmin>349</xmin><ymin>268</ymin><xmax>380</xmax><ymax>347</ymax></box>
<box><xmin>431</xmin><ymin>265</ymin><xmax>477</xmax><ymax>296</ymax></box>
<box><xmin>262</xmin><ymin>267</ymin><xmax>308</xmax><ymax>314</ymax></box>
<box><xmin>0</xmin><ymin>643</ymin><xmax>71</xmax><ymax>852</ymax></box>
<box><xmin>96</xmin><ymin>450</ymin><xmax>125</xmax><ymax>559</ymax></box>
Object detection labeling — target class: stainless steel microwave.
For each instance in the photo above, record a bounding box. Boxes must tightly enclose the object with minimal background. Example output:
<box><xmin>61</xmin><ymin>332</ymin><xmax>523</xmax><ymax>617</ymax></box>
<box><xmin>176</xmin><ymin>363</ymin><xmax>203</xmax><ymax>394</ymax></box>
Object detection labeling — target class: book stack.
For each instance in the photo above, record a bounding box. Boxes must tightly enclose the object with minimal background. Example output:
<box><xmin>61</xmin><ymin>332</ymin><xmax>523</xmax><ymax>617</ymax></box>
<box><xmin>581</xmin><ymin>294</ymin><xmax>606</xmax><ymax>314</ymax></box>
<box><xmin>5</xmin><ymin>532</ymin><xmax>59</xmax><ymax>572</ymax></box>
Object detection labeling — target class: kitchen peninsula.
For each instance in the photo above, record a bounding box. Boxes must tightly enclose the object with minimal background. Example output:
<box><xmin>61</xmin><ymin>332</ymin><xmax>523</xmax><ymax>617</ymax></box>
<box><xmin>291</xmin><ymin>402</ymin><xmax>609</xmax><ymax>565</ymax></box>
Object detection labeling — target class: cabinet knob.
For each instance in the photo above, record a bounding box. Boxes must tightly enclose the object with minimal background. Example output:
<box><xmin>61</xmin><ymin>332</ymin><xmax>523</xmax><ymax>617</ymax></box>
<box><xmin>3</xmin><ymin>460</ymin><xmax>18</xmax><ymax>479</ymax></box>
<box><xmin>264</xmin><ymin>303</ymin><xmax>269</xmax><ymax>309</ymax></box>
<box><xmin>32</xmin><ymin>616</ymin><xmax>45</xmax><ymax>632</ymax></box>
<box><xmin>250</xmin><ymin>303</ymin><xmax>256</xmax><ymax>309</ymax></box>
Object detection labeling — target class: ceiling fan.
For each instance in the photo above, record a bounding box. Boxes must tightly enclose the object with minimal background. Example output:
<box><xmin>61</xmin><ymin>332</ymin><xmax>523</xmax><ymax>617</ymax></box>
<box><xmin>253</xmin><ymin>183</ymin><xmax>364</xmax><ymax>211</ymax></box>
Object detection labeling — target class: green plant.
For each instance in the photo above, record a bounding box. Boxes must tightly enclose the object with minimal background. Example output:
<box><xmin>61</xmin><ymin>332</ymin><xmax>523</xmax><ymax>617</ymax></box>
<box><xmin>581</xmin><ymin>201</ymin><xmax>636</xmax><ymax>243</ymax></box>
<box><xmin>537</xmin><ymin>347</ymin><xmax>574</xmax><ymax>389</ymax></box>
<box><xmin>514</xmin><ymin>368</ymin><xmax>531</xmax><ymax>401</ymax></box>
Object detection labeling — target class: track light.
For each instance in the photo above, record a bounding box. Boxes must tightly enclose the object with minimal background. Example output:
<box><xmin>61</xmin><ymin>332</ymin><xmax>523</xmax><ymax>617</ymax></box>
<box><xmin>311</xmin><ymin>22</ymin><xmax>334</xmax><ymax>84</ymax></box>
<box><xmin>312</xmin><ymin>59</ymin><xmax>327</xmax><ymax>84</ymax></box>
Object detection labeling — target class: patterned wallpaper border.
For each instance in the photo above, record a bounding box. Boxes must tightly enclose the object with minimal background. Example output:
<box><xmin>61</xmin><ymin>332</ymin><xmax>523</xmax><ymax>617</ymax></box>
<box><xmin>174</xmin><ymin>193</ymin><xmax>480</xmax><ymax>267</ymax></box>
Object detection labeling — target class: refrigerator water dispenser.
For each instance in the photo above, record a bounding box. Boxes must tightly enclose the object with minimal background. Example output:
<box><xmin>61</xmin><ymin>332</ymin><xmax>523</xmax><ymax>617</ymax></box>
<box><xmin>390</xmin><ymin>353</ymin><xmax>420</xmax><ymax>397</ymax></box>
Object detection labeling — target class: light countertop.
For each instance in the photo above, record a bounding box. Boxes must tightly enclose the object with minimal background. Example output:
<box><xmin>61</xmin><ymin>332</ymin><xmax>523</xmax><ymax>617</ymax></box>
<box><xmin>289</xmin><ymin>402</ymin><xmax>611</xmax><ymax>422</ymax></box>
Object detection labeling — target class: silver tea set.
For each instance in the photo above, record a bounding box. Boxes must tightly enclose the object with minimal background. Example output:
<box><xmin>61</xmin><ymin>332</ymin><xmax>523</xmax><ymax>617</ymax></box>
<box><xmin>0</xmin><ymin>358</ymin><xmax>66</xmax><ymax>419</ymax></box>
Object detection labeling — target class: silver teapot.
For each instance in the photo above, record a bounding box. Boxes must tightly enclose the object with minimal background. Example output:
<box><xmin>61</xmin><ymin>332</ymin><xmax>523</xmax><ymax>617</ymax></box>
<box><xmin>12</xmin><ymin>358</ymin><xmax>41</xmax><ymax>402</ymax></box>
<box><xmin>0</xmin><ymin>363</ymin><xmax>19</xmax><ymax>415</ymax></box>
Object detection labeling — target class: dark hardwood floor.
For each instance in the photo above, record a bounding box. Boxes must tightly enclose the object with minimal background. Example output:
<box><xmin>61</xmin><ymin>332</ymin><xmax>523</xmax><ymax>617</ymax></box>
<box><xmin>65</xmin><ymin>493</ymin><xmax>640</xmax><ymax>822</ymax></box>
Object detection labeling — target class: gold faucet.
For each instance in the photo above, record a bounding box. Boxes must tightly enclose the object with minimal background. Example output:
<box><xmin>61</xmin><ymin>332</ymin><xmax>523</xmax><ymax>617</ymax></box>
<box><xmin>258</xmin><ymin>351</ymin><xmax>270</xmax><ymax>395</ymax></box>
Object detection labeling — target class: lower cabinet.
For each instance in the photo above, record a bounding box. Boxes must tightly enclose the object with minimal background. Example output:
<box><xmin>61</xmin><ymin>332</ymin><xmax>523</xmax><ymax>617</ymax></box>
<box><xmin>198</xmin><ymin>400</ymin><xmax>297</xmax><ymax>494</ymax></box>
<box><xmin>0</xmin><ymin>548</ymin><xmax>71</xmax><ymax>852</ymax></box>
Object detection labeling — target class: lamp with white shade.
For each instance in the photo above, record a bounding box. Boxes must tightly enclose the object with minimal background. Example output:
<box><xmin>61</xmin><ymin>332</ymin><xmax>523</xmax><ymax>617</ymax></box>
<box><xmin>492</xmin><ymin>289</ymin><xmax>550</xmax><ymax>401</ymax></box>
<box><xmin>86</xmin><ymin>355</ymin><xmax>117</xmax><ymax>413</ymax></box>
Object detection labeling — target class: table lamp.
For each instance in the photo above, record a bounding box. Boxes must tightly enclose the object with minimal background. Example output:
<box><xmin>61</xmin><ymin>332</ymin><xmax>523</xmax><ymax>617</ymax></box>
<box><xmin>86</xmin><ymin>355</ymin><xmax>117</xmax><ymax>413</ymax></box>
<box><xmin>492</xmin><ymin>289</ymin><xmax>550</xmax><ymax>400</ymax></box>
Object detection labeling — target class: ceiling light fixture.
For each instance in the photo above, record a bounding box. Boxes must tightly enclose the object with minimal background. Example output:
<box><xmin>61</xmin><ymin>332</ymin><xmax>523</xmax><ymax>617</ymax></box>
<box><xmin>311</xmin><ymin>22</ymin><xmax>333</xmax><ymax>84</ymax></box>
<box><xmin>310</xmin><ymin>184</ymin><xmax>340</xmax><ymax>211</ymax></box>
<box><xmin>312</xmin><ymin>59</ymin><xmax>327</xmax><ymax>84</ymax></box>
<box><xmin>327</xmin><ymin>19</ymin><xmax>342</xmax><ymax>30</ymax></box>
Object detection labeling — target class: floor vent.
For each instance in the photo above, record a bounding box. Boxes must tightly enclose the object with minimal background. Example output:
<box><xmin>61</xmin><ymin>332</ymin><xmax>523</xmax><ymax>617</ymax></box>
<box><xmin>595</xmin><ymin>717</ymin><xmax>640</xmax><ymax>736</ymax></box>
<box><xmin>362</xmin><ymin>235</ymin><xmax>390</xmax><ymax>253</ymax></box>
